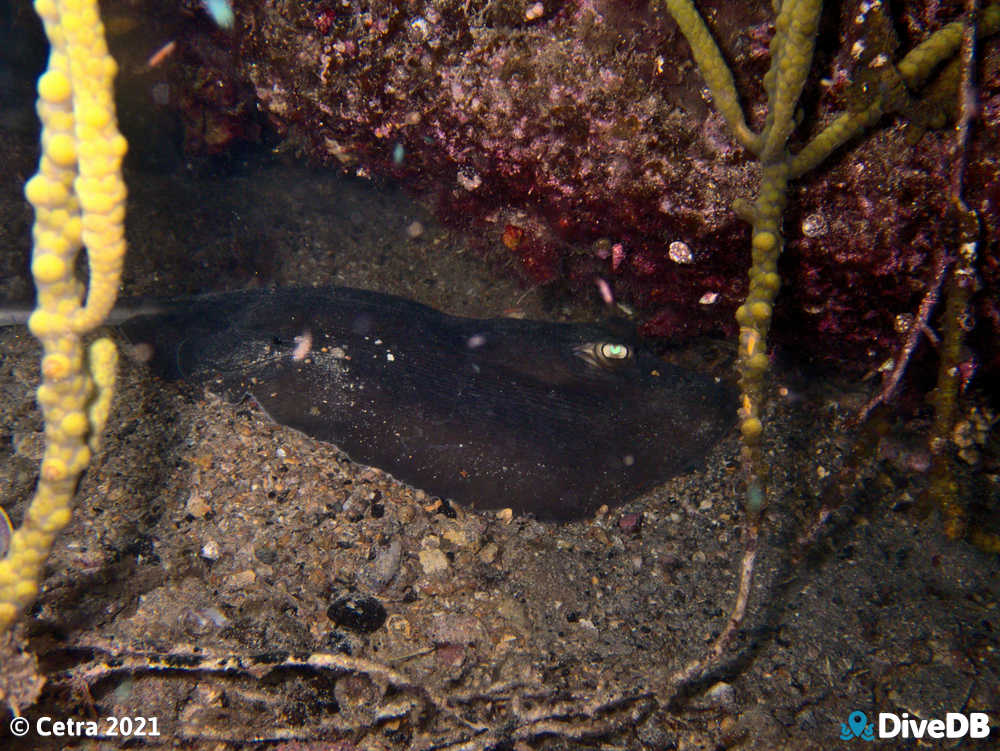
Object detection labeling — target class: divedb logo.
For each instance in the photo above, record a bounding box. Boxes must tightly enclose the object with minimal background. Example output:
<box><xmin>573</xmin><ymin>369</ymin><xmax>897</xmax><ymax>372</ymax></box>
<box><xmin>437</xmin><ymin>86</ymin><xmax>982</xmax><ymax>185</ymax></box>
<box><xmin>840</xmin><ymin>710</ymin><xmax>991</xmax><ymax>741</ymax></box>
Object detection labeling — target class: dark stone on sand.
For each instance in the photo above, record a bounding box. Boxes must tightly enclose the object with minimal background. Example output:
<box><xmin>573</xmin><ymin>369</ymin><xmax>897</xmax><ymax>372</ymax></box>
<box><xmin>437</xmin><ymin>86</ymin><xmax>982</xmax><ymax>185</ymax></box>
<box><xmin>326</xmin><ymin>594</ymin><xmax>387</xmax><ymax>634</ymax></box>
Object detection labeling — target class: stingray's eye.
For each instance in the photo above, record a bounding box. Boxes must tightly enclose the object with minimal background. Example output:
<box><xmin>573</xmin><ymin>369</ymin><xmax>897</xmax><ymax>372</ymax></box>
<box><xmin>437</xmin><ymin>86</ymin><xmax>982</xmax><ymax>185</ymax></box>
<box><xmin>599</xmin><ymin>343</ymin><xmax>630</xmax><ymax>361</ymax></box>
<box><xmin>574</xmin><ymin>341</ymin><xmax>634</xmax><ymax>369</ymax></box>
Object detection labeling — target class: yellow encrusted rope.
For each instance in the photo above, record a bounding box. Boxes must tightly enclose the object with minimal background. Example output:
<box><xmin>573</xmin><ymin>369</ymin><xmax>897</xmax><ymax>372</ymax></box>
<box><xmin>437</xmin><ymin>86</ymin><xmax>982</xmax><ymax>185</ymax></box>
<box><xmin>0</xmin><ymin>0</ymin><xmax>126</xmax><ymax>631</ymax></box>
<box><xmin>665</xmin><ymin>0</ymin><xmax>1000</xmax><ymax>514</ymax></box>
<box><xmin>662</xmin><ymin>0</ymin><xmax>762</xmax><ymax>154</ymax></box>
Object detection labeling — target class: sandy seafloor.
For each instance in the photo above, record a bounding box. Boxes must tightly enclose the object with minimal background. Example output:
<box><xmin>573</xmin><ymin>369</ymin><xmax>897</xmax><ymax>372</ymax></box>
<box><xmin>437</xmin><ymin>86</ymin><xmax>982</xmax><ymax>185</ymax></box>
<box><xmin>1</xmin><ymin>22</ymin><xmax>999</xmax><ymax>751</ymax></box>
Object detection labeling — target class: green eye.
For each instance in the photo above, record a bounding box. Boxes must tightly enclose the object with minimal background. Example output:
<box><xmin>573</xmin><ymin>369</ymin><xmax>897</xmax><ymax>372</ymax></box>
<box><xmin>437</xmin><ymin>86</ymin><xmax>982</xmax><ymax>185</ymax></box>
<box><xmin>574</xmin><ymin>341</ymin><xmax>634</xmax><ymax>369</ymax></box>
<box><xmin>600</xmin><ymin>343</ymin><xmax>629</xmax><ymax>360</ymax></box>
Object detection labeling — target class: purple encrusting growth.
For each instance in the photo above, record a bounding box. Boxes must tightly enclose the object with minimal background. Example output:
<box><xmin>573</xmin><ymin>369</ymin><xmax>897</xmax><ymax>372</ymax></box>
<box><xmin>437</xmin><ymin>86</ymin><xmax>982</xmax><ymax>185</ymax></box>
<box><xmin>171</xmin><ymin>0</ymin><xmax>1000</xmax><ymax>377</ymax></box>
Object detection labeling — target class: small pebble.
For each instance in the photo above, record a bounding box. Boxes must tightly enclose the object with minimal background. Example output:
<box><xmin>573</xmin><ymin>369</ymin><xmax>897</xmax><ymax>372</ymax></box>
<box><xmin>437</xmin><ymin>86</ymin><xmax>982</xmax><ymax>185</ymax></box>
<box><xmin>429</xmin><ymin>613</ymin><xmax>485</xmax><ymax>645</ymax></box>
<box><xmin>201</xmin><ymin>606</ymin><xmax>230</xmax><ymax>627</ymax></box>
<box><xmin>360</xmin><ymin>539</ymin><xmax>402</xmax><ymax>587</ymax></box>
<box><xmin>327</xmin><ymin>593</ymin><xmax>387</xmax><ymax>633</ymax></box>
<box><xmin>668</xmin><ymin>240</ymin><xmax>693</xmax><ymax>264</ymax></box>
<box><xmin>112</xmin><ymin>676</ymin><xmax>134</xmax><ymax>702</ymax></box>
<box><xmin>704</xmin><ymin>681</ymin><xmax>737</xmax><ymax>711</ymax></box>
<box><xmin>478</xmin><ymin>542</ymin><xmax>499</xmax><ymax>564</ymax></box>
<box><xmin>255</xmin><ymin>546</ymin><xmax>278</xmax><ymax>564</ymax></box>
<box><xmin>801</xmin><ymin>212</ymin><xmax>828</xmax><ymax>238</ymax></box>
<box><xmin>325</xmin><ymin>630</ymin><xmax>354</xmax><ymax>655</ymax></box>
<box><xmin>186</xmin><ymin>493</ymin><xmax>211</xmax><ymax>519</ymax></box>
<box><xmin>618</xmin><ymin>512</ymin><xmax>642</xmax><ymax>535</ymax></box>
<box><xmin>225</xmin><ymin>569</ymin><xmax>256</xmax><ymax>588</ymax></box>
<box><xmin>419</xmin><ymin>547</ymin><xmax>449</xmax><ymax>574</ymax></box>
<box><xmin>443</xmin><ymin>525</ymin><xmax>471</xmax><ymax>547</ymax></box>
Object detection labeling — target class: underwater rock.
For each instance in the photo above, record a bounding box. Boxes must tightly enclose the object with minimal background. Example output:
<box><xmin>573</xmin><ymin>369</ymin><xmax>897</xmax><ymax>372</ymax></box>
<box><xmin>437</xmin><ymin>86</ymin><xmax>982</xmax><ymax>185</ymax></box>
<box><xmin>145</xmin><ymin>0</ymin><xmax>999</xmax><ymax>378</ymax></box>
<box><xmin>326</xmin><ymin>594</ymin><xmax>386</xmax><ymax>634</ymax></box>
<box><xmin>326</xmin><ymin>593</ymin><xmax>387</xmax><ymax>634</ymax></box>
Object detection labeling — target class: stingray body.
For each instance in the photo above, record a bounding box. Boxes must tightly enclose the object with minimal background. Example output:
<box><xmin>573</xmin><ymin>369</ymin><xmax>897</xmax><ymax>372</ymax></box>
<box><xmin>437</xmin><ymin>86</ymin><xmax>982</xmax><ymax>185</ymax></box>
<box><xmin>118</xmin><ymin>286</ymin><xmax>735</xmax><ymax>520</ymax></box>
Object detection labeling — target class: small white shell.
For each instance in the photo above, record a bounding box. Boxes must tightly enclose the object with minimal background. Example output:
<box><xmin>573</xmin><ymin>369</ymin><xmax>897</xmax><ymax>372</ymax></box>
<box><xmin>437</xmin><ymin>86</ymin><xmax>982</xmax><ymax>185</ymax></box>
<box><xmin>668</xmin><ymin>241</ymin><xmax>693</xmax><ymax>264</ymax></box>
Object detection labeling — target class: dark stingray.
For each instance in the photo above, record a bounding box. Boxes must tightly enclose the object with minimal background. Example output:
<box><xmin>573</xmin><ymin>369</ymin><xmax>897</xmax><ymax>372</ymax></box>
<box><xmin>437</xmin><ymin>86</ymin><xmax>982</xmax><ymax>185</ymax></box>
<box><xmin>118</xmin><ymin>286</ymin><xmax>736</xmax><ymax>520</ymax></box>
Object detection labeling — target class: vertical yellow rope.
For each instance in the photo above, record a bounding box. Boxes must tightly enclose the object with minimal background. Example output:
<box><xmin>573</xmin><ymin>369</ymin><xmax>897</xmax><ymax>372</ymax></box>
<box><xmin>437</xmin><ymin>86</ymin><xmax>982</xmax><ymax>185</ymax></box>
<box><xmin>0</xmin><ymin>0</ymin><xmax>126</xmax><ymax>631</ymax></box>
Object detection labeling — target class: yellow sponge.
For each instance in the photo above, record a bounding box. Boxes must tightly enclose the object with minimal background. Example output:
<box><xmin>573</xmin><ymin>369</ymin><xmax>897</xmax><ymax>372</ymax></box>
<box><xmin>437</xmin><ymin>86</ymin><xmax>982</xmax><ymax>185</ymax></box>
<box><xmin>0</xmin><ymin>0</ymin><xmax>127</xmax><ymax>632</ymax></box>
